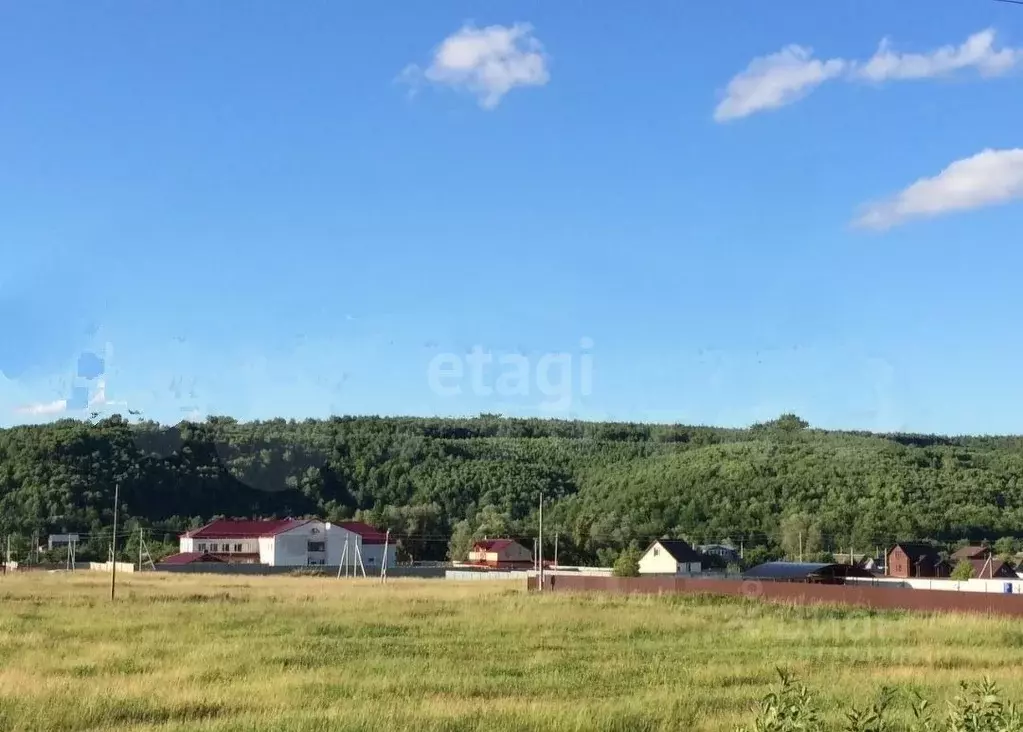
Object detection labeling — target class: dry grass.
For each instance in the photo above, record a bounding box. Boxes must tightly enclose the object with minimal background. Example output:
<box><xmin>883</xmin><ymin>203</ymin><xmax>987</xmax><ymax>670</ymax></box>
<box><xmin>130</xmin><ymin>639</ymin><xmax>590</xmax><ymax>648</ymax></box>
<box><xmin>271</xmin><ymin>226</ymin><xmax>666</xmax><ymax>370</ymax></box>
<box><xmin>1</xmin><ymin>572</ymin><xmax>1022</xmax><ymax>731</ymax></box>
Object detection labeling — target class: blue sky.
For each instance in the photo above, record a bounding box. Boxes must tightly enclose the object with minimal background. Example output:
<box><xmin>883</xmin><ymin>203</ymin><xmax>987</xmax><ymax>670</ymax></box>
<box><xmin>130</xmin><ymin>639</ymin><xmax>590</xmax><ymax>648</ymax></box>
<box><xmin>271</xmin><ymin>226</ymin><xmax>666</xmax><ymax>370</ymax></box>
<box><xmin>3</xmin><ymin>0</ymin><xmax>1023</xmax><ymax>434</ymax></box>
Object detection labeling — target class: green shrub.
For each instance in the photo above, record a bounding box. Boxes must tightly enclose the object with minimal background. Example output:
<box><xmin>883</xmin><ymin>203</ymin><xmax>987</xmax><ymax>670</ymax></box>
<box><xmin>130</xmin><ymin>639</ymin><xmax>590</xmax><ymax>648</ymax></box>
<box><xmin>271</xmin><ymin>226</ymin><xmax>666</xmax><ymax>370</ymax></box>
<box><xmin>737</xmin><ymin>671</ymin><xmax>1023</xmax><ymax>732</ymax></box>
<box><xmin>951</xmin><ymin>561</ymin><xmax>974</xmax><ymax>581</ymax></box>
<box><xmin>612</xmin><ymin>547</ymin><xmax>641</xmax><ymax>577</ymax></box>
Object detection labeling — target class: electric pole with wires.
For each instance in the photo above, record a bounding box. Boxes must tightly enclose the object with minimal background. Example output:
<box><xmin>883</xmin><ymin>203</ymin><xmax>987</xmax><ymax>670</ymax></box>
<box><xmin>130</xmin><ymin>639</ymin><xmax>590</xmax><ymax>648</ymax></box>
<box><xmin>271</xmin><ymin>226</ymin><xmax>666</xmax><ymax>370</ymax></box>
<box><xmin>110</xmin><ymin>482</ymin><xmax>120</xmax><ymax>601</ymax></box>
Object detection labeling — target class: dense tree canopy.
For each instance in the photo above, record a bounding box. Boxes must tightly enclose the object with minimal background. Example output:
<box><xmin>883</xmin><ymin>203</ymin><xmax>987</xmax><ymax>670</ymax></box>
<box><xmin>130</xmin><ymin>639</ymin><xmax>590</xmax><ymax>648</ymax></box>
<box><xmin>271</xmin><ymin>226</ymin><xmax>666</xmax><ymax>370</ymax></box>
<box><xmin>2</xmin><ymin>413</ymin><xmax>1023</xmax><ymax>563</ymax></box>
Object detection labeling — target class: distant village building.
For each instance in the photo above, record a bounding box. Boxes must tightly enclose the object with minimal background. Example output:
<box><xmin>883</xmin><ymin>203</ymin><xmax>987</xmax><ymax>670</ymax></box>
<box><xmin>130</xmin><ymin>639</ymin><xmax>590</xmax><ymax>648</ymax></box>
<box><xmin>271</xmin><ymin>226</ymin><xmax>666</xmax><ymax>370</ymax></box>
<box><xmin>159</xmin><ymin>552</ymin><xmax>225</xmax><ymax>566</ymax></box>
<box><xmin>697</xmin><ymin>543</ymin><xmax>740</xmax><ymax>564</ymax></box>
<box><xmin>855</xmin><ymin>556</ymin><xmax>885</xmax><ymax>574</ymax></box>
<box><xmin>887</xmin><ymin>543</ymin><xmax>950</xmax><ymax>579</ymax></box>
<box><xmin>467</xmin><ymin>539</ymin><xmax>533</xmax><ymax>568</ymax></box>
<box><xmin>47</xmin><ymin>534</ymin><xmax>79</xmax><ymax>551</ymax></box>
<box><xmin>168</xmin><ymin>519</ymin><xmax>396</xmax><ymax>568</ymax></box>
<box><xmin>743</xmin><ymin>561</ymin><xmax>873</xmax><ymax>585</ymax></box>
<box><xmin>638</xmin><ymin>539</ymin><xmax>702</xmax><ymax>575</ymax></box>
<box><xmin>951</xmin><ymin>545</ymin><xmax>990</xmax><ymax>562</ymax></box>
<box><xmin>967</xmin><ymin>556</ymin><xmax>1017</xmax><ymax>579</ymax></box>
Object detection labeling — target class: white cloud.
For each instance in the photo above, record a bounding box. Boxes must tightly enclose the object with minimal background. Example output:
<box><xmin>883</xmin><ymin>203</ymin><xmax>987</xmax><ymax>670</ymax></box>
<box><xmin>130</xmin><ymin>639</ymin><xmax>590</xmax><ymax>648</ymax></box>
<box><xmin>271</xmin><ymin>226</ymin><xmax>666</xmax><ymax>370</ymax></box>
<box><xmin>854</xmin><ymin>29</ymin><xmax>1021</xmax><ymax>82</ymax></box>
<box><xmin>15</xmin><ymin>399</ymin><xmax>68</xmax><ymax>416</ymax></box>
<box><xmin>13</xmin><ymin>376</ymin><xmax>125</xmax><ymax>419</ymax></box>
<box><xmin>716</xmin><ymin>29</ymin><xmax>1022</xmax><ymax>121</ymax></box>
<box><xmin>854</xmin><ymin>148</ymin><xmax>1023</xmax><ymax>230</ymax></box>
<box><xmin>714</xmin><ymin>45</ymin><xmax>847</xmax><ymax>122</ymax></box>
<box><xmin>401</xmin><ymin>23</ymin><xmax>549</xmax><ymax>109</ymax></box>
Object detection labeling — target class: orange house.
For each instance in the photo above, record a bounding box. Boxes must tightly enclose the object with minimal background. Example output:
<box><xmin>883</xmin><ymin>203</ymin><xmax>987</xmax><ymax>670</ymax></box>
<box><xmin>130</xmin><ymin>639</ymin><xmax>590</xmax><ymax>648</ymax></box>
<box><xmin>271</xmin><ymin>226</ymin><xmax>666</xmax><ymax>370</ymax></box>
<box><xmin>468</xmin><ymin>539</ymin><xmax>533</xmax><ymax>568</ymax></box>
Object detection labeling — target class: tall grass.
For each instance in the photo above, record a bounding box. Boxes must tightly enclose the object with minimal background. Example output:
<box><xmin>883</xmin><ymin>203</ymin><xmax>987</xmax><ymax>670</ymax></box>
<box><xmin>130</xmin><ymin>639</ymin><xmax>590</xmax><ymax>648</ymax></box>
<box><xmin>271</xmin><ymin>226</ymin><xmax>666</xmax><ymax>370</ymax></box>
<box><xmin>0</xmin><ymin>574</ymin><xmax>1022</xmax><ymax>731</ymax></box>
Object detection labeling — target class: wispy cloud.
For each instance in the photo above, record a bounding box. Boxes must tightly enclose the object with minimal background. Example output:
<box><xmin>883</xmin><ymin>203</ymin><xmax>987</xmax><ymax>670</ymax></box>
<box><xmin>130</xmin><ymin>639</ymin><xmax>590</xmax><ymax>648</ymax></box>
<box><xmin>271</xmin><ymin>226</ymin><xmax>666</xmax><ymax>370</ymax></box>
<box><xmin>716</xmin><ymin>29</ymin><xmax>1021</xmax><ymax>121</ymax></box>
<box><xmin>15</xmin><ymin>399</ymin><xmax>68</xmax><ymax>416</ymax></box>
<box><xmin>854</xmin><ymin>148</ymin><xmax>1023</xmax><ymax>230</ymax></box>
<box><xmin>714</xmin><ymin>46</ymin><xmax>847</xmax><ymax>122</ymax></box>
<box><xmin>854</xmin><ymin>29</ymin><xmax>1021</xmax><ymax>82</ymax></box>
<box><xmin>400</xmin><ymin>22</ymin><xmax>549</xmax><ymax>109</ymax></box>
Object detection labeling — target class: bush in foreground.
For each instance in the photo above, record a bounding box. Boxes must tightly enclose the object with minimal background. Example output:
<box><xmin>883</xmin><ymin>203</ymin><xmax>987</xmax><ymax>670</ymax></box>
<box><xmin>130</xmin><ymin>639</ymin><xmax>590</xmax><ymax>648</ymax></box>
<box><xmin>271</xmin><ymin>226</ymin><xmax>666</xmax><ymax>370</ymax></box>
<box><xmin>738</xmin><ymin>670</ymin><xmax>1023</xmax><ymax>732</ymax></box>
<box><xmin>612</xmin><ymin>546</ymin><xmax>641</xmax><ymax>577</ymax></box>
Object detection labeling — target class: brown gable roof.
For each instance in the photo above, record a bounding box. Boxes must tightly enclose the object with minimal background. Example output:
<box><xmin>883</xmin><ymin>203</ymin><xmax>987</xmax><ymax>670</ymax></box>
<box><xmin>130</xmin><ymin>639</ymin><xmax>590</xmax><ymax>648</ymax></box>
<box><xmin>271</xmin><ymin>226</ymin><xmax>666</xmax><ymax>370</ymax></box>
<box><xmin>473</xmin><ymin>539</ymin><xmax>521</xmax><ymax>552</ymax></box>
<box><xmin>952</xmin><ymin>545</ymin><xmax>990</xmax><ymax>561</ymax></box>
<box><xmin>967</xmin><ymin>557</ymin><xmax>1017</xmax><ymax>578</ymax></box>
<box><xmin>159</xmin><ymin>552</ymin><xmax>225</xmax><ymax>565</ymax></box>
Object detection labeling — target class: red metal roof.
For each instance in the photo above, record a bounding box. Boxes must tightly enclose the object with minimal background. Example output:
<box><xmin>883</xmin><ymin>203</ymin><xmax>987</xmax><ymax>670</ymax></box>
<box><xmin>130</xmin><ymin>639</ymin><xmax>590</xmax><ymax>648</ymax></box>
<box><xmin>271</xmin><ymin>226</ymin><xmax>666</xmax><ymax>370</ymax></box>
<box><xmin>182</xmin><ymin>519</ymin><xmax>310</xmax><ymax>539</ymax></box>
<box><xmin>336</xmin><ymin>521</ymin><xmax>387</xmax><ymax>545</ymax></box>
<box><xmin>159</xmin><ymin>552</ymin><xmax>225</xmax><ymax>565</ymax></box>
<box><xmin>473</xmin><ymin>539</ymin><xmax>520</xmax><ymax>552</ymax></box>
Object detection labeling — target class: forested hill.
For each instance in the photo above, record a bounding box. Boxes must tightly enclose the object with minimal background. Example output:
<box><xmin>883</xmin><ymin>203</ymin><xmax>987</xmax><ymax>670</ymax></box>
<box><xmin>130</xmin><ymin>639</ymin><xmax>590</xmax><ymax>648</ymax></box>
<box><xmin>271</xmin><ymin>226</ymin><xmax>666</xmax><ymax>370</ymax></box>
<box><xmin>3</xmin><ymin>412</ymin><xmax>1023</xmax><ymax>563</ymax></box>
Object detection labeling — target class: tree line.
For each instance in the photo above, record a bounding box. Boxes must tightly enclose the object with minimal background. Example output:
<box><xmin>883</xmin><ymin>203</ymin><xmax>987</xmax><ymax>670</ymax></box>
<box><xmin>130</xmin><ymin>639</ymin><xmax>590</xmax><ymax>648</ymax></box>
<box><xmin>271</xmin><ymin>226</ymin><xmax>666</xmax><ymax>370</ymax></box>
<box><xmin>2</xmin><ymin>412</ymin><xmax>1023</xmax><ymax>564</ymax></box>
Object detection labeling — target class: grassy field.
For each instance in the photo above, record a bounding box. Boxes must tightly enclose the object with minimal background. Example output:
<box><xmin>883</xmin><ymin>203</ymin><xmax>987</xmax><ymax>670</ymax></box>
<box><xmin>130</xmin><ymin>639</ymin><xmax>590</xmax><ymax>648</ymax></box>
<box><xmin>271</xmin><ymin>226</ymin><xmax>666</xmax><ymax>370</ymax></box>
<box><xmin>1</xmin><ymin>573</ymin><xmax>1023</xmax><ymax>732</ymax></box>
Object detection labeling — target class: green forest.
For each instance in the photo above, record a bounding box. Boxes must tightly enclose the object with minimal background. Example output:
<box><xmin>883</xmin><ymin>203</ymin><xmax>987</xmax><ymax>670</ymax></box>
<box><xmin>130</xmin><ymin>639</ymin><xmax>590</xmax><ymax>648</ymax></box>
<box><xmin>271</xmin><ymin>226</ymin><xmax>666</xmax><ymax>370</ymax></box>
<box><xmin>2</xmin><ymin>412</ymin><xmax>1023</xmax><ymax>564</ymax></box>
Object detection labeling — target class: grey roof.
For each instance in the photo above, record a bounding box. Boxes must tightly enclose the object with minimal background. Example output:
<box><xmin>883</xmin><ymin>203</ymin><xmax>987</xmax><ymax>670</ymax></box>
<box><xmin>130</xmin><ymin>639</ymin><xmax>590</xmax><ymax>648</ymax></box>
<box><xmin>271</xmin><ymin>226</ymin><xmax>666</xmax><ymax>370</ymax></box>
<box><xmin>742</xmin><ymin>561</ymin><xmax>874</xmax><ymax>580</ymax></box>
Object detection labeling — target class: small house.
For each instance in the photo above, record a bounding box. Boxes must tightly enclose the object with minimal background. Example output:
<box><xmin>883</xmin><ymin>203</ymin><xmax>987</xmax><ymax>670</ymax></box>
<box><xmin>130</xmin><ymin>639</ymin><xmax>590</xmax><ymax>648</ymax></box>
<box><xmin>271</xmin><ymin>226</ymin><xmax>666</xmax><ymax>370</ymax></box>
<box><xmin>967</xmin><ymin>557</ymin><xmax>1017</xmax><ymax>579</ymax></box>
<box><xmin>697</xmin><ymin>543</ymin><xmax>741</xmax><ymax>564</ymax></box>
<box><xmin>47</xmin><ymin>534</ymin><xmax>79</xmax><ymax>551</ymax></box>
<box><xmin>468</xmin><ymin>539</ymin><xmax>533</xmax><ymax>568</ymax></box>
<box><xmin>158</xmin><ymin>552</ymin><xmax>226</xmax><ymax>566</ymax></box>
<box><xmin>952</xmin><ymin>545</ymin><xmax>991</xmax><ymax>562</ymax></box>
<box><xmin>887</xmin><ymin>543</ymin><xmax>950</xmax><ymax>579</ymax></box>
<box><xmin>638</xmin><ymin>539</ymin><xmax>702</xmax><ymax>576</ymax></box>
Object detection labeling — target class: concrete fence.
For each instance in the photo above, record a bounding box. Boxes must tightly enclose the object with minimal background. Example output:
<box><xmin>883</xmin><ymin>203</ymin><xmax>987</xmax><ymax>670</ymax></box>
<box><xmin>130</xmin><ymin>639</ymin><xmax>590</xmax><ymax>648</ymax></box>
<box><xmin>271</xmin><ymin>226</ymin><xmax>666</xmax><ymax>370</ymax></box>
<box><xmin>2</xmin><ymin>561</ymin><xmax>136</xmax><ymax>573</ymax></box>
<box><xmin>445</xmin><ymin>570</ymin><xmax>531</xmax><ymax>581</ymax></box>
<box><xmin>846</xmin><ymin>576</ymin><xmax>1023</xmax><ymax>594</ymax></box>
<box><xmin>87</xmin><ymin>562</ymin><xmax>136</xmax><ymax>573</ymax></box>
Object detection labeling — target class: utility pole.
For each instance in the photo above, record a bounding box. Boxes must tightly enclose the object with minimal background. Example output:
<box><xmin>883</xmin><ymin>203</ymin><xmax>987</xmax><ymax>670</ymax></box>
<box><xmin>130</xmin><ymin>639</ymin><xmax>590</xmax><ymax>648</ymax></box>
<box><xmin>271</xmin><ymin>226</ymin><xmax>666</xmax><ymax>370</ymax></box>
<box><xmin>381</xmin><ymin>529</ymin><xmax>390</xmax><ymax>583</ymax></box>
<box><xmin>110</xmin><ymin>482</ymin><xmax>120</xmax><ymax>602</ymax></box>
<box><xmin>337</xmin><ymin>535</ymin><xmax>349</xmax><ymax>579</ymax></box>
<box><xmin>538</xmin><ymin>492</ymin><xmax>544</xmax><ymax>593</ymax></box>
<box><xmin>554</xmin><ymin>532</ymin><xmax>559</xmax><ymax>569</ymax></box>
<box><xmin>4</xmin><ymin>536</ymin><xmax>9</xmax><ymax>575</ymax></box>
<box><xmin>798</xmin><ymin>531</ymin><xmax>803</xmax><ymax>563</ymax></box>
<box><xmin>139</xmin><ymin>526</ymin><xmax>143</xmax><ymax>572</ymax></box>
<box><xmin>353</xmin><ymin>540</ymin><xmax>367</xmax><ymax>578</ymax></box>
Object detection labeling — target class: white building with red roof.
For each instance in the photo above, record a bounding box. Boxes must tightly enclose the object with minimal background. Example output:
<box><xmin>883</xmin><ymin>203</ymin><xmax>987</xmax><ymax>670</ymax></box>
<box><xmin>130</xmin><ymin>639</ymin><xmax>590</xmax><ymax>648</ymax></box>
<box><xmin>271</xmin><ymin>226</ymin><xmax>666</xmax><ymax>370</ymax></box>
<box><xmin>174</xmin><ymin>518</ymin><xmax>396</xmax><ymax>568</ymax></box>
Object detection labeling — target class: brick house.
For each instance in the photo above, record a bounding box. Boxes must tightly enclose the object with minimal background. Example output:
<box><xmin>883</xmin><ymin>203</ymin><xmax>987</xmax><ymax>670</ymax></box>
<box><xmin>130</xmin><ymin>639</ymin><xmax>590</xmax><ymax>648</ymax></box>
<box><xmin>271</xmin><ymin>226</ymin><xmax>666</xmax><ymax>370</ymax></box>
<box><xmin>887</xmin><ymin>543</ymin><xmax>950</xmax><ymax>578</ymax></box>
